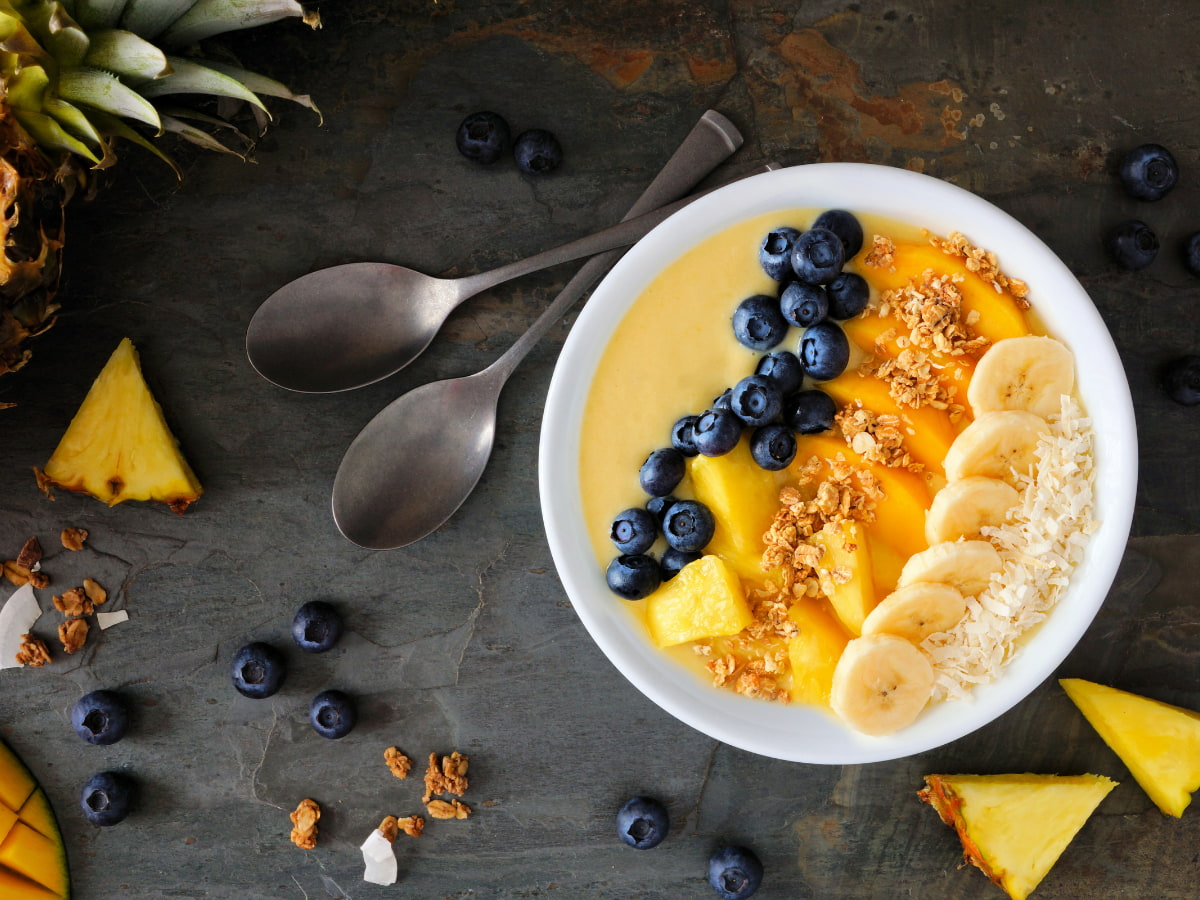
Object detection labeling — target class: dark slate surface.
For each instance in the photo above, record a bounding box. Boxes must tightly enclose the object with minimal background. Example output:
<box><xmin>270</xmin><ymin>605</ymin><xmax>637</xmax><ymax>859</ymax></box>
<box><xmin>1</xmin><ymin>1</ymin><xmax>1198</xmax><ymax>897</ymax></box>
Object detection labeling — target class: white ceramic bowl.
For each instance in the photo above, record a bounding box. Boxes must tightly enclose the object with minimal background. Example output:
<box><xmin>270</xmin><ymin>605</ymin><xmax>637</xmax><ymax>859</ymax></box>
<box><xmin>539</xmin><ymin>163</ymin><xmax>1137</xmax><ymax>764</ymax></box>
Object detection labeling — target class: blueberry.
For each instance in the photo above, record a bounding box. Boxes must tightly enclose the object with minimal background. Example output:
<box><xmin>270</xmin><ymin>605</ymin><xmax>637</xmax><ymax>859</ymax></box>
<box><xmin>606</xmin><ymin>554</ymin><xmax>662</xmax><ymax>599</ymax></box>
<box><xmin>310</xmin><ymin>689</ymin><xmax>357</xmax><ymax>739</ymax></box>
<box><xmin>646</xmin><ymin>495</ymin><xmax>678</xmax><ymax>527</ymax></box>
<box><xmin>661</xmin><ymin>500</ymin><xmax>715</xmax><ymax>553</ymax></box>
<box><xmin>812</xmin><ymin>209</ymin><xmax>864</xmax><ymax>258</ymax></box>
<box><xmin>755</xmin><ymin>351</ymin><xmax>804</xmax><ymax>396</ymax></box>
<box><xmin>661</xmin><ymin>547</ymin><xmax>702</xmax><ymax>580</ymax></box>
<box><xmin>80</xmin><ymin>771</ymin><xmax>134</xmax><ymax>827</ymax></box>
<box><xmin>826</xmin><ymin>272</ymin><xmax>870</xmax><ymax>319</ymax></box>
<box><xmin>671</xmin><ymin>415</ymin><xmax>700</xmax><ymax>457</ymax></box>
<box><xmin>799</xmin><ymin>321</ymin><xmax>850</xmax><ymax>381</ymax></box>
<box><xmin>732</xmin><ymin>294</ymin><xmax>788</xmax><ymax>351</ymax></box>
<box><xmin>707</xmin><ymin>845</ymin><xmax>764</xmax><ymax>900</ymax></box>
<box><xmin>758</xmin><ymin>227</ymin><xmax>802</xmax><ymax>281</ymax></box>
<box><xmin>71</xmin><ymin>690</ymin><xmax>129</xmax><ymax>746</ymax></box>
<box><xmin>712</xmin><ymin>388</ymin><xmax>734</xmax><ymax>411</ymax></box>
<box><xmin>1182</xmin><ymin>232</ymin><xmax>1200</xmax><ymax>277</ymax></box>
<box><xmin>610</xmin><ymin>507</ymin><xmax>658</xmax><ymax>555</ymax></box>
<box><xmin>750</xmin><ymin>424</ymin><xmax>796</xmax><ymax>471</ymax></box>
<box><xmin>291</xmin><ymin>601</ymin><xmax>343</xmax><ymax>653</ymax></box>
<box><xmin>1119</xmin><ymin>143</ymin><xmax>1178</xmax><ymax>201</ymax></box>
<box><xmin>1162</xmin><ymin>355</ymin><xmax>1200</xmax><ymax>406</ymax></box>
<box><xmin>790</xmin><ymin>227</ymin><xmax>846</xmax><ymax>284</ymax></box>
<box><xmin>231</xmin><ymin>642</ymin><xmax>286</xmax><ymax>699</ymax></box>
<box><xmin>1108</xmin><ymin>219</ymin><xmax>1159</xmax><ymax>270</ymax></box>
<box><xmin>639</xmin><ymin>448</ymin><xmax>686</xmax><ymax>497</ymax></box>
<box><xmin>616</xmin><ymin>796</ymin><xmax>670</xmax><ymax>850</ymax></box>
<box><xmin>513</xmin><ymin>128</ymin><xmax>562</xmax><ymax>175</ymax></box>
<box><xmin>779</xmin><ymin>281</ymin><xmax>828</xmax><ymax>328</ymax></box>
<box><xmin>730</xmin><ymin>375</ymin><xmax>783</xmax><ymax>427</ymax></box>
<box><xmin>693</xmin><ymin>408</ymin><xmax>743</xmax><ymax>457</ymax></box>
<box><xmin>455</xmin><ymin>111</ymin><xmax>510</xmax><ymax>165</ymax></box>
<box><xmin>783</xmin><ymin>389</ymin><xmax>838</xmax><ymax>434</ymax></box>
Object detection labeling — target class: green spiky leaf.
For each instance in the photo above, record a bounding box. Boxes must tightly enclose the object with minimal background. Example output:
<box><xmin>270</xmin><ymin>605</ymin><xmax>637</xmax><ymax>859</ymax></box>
<box><xmin>119</xmin><ymin>0</ymin><xmax>198</xmax><ymax>41</ymax></box>
<box><xmin>6</xmin><ymin>64</ymin><xmax>50</xmax><ymax>111</ymax></box>
<box><xmin>160</xmin><ymin>0</ymin><xmax>318</xmax><ymax>49</ymax></box>
<box><xmin>84</xmin><ymin>28</ymin><xmax>170</xmax><ymax>79</ymax></box>
<box><xmin>73</xmin><ymin>0</ymin><xmax>129</xmax><ymax>31</ymax></box>
<box><xmin>45</xmin><ymin>97</ymin><xmax>107</xmax><ymax>150</ymax></box>
<box><xmin>59</xmin><ymin>65</ymin><xmax>162</xmax><ymax>130</ymax></box>
<box><xmin>136</xmin><ymin>55</ymin><xmax>268</xmax><ymax>115</ymax></box>
<box><xmin>86</xmin><ymin>107</ymin><xmax>181</xmax><ymax>177</ymax></box>
<box><xmin>13</xmin><ymin>108</ymin><xmax>101</xmax><ymax>163</ymax></box>
<box><xmin>43</xmin><ymin>3</ymin><xmax>90</xmax><ymax>67</ymax></box>
<box><xmin>200</xmin><ymin>57</ymin><xmax>321</xmax><ymax>124</ymax></box>
<box><xmin>161</xmin><ymin>113</ymin><xmax>246</xmax><ymax>158</ymax></box>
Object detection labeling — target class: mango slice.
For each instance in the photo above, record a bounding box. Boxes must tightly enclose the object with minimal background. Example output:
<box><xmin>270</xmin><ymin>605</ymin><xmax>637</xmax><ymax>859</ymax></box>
<box><xmin>810</xmin><ymin>520</ymin><xmax>876</xmax><ymax>635</ymax></box>
<box><xmin>645</xmin><ymin>555</ymin><xmax>753</xmax><ymax>647</ymax></box>
<box><xmin>786</xmin><ymin>598</ymin><xmax>851</xmax><ymax>705</ymax></box>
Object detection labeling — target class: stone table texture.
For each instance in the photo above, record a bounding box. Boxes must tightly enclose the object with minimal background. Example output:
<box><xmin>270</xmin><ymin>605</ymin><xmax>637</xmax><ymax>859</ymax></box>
<box><xmin>1</xmin><ymin>1</ymin><xmax>1198</xmax><ymax>898</ymax></box>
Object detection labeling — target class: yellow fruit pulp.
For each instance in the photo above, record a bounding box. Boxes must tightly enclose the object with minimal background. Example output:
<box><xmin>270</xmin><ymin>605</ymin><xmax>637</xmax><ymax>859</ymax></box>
<box><xmin>809</xmin><ymin>520</ymin><xmax>875</xmax><ymax>635</ymax></box>
<box><xmin>919</xmin><ymin>773</ymin><xmax>1116</xmax><ymax>900</ymax></box>
<box><xmin>0</xmin><ymin>741</ymin><xmax>68</xmax><ymax>899</ymax></box>
<box><xmin>645</xmin><ymin>554</ymin><xmax>753</xmax><ymax>647</ymax></box>
<box><xmin>40</xmin><ymin>337</ymin><xmax>202</xmax><ymax>513</ymax></box>
<box><xmin>1061</xmin><ymin>678</ymin><xmax>1200</xmax><ymax>817</ymax></box>
<box><xmin>689</xmin><ymin>438</ymin><xmax>780</xmax><ymax>580</ymax></box>
<box><xmin>786</xmin><ymin>598</ymin><xmax>851</xmax><ymax>705</ymax></box>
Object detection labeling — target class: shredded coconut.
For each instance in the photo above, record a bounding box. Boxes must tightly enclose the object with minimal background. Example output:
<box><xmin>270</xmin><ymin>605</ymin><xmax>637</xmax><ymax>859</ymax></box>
<box><xmin>922</xmin><ymin>395</ymin><xmax>1096</xmax><ymax>700</ymax></box>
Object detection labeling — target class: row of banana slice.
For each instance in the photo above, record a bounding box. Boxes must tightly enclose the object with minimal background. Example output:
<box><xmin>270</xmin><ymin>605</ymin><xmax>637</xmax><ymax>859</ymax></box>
<box><xmin>829</xmin><ymin>336</ymin><xmax>1076</xmax><ymax>736</ymax></box>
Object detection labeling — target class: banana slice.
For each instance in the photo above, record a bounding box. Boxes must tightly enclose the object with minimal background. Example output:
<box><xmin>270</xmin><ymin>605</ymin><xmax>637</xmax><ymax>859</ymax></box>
<box><xmin>897</xmin><ymin>539</ymin><xmax>1002</xmax><ymax>597</ymax></box>
<box><xmin>860</xmin><ymin>582</ymin><xmax>967</xmax><ymax>642</ymax></box>
<box><xmin>924</xmin><ymin>476</ymin><xmax>1020</xmax><ymax>544</ymax></box>
<box><xmin>967</xmin><ymin>335</ymin><xmax>1075</xmax><ymax>418</ymax></box>
<box><xmin>942</xmin><ymin>410</ymin><xmax>1048</xmax><ymax>485</ymax></box>
<box><xmin>830</xmin><ymin>633</ymin><xmax>935</xmax><ymax>735</ymax></box>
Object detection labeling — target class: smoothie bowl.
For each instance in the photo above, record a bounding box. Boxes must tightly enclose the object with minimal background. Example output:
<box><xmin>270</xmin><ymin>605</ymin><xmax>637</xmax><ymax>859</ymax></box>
<box><xmin>539</xmin><ymin>163</ymin><xmax>1136</xmax><ymax>764</ymax></box>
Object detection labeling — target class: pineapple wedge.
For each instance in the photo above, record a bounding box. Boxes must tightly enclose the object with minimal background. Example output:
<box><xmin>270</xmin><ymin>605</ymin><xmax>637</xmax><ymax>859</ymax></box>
<box><xmin>644</xmin><ymin>555</ymin><xmax>752</xmax><ymax>647</ymax></box>
<box><xmin>1061</xmin><ymin>677</ymin><xmax>1200</xmax><ymax>817</ymax></box>
<box><xmin>919</xmin><ymin>773</ymin><xmax>1116</xmax><ymax>900</ymax></box>
<box><xmin>37</xmin><ymin>338</ymin><xmax>202</xmax><ymax>513</ymax></box>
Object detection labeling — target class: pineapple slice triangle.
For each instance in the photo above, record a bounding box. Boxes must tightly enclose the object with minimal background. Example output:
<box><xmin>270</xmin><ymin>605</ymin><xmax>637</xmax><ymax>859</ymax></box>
<box><xmin>1061</xmin><ymin>677</ymin><xmax>1200</xmax><ymax>817</ymax></box>
<box><xmin>919</xmin><ymin>773</ymin><xmax>1116</xmax><ymax>900</ymax></box>
<box><xmin>37</xmin><ymin>338</ymin><xmax>202</xmax><ymax>514</ymax></box>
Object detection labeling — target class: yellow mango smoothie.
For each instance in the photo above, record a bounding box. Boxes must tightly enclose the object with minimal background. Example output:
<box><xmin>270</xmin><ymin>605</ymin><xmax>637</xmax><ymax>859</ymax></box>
<box><xmin>579</xmin><ymin>208</ymin><xmax>1096</xmax><ymax>736</ymax></box>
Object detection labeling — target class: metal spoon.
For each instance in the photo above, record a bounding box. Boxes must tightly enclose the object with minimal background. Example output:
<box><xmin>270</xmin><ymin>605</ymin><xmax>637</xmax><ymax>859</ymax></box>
<box><xmin>246</xmin><ymin>111</ymin><xmax>743</xmax><ymax>394</ymax></box>
<box><xmin>330</xmin><ymin>121</ymin><xmax>754</xmax><ymax>550</ymax></box>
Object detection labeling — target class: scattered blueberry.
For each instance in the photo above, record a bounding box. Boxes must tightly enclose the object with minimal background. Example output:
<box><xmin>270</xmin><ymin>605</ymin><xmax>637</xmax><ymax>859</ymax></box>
<box><xmin>759</xmin><ymin>227</ymin><xmax>802</xmax><ymax>281</ymax></box>
<box><xmin>1183</xmin><ymin>232</ymin><xmax>1200</xmax><ymax>277</ymax></box>
<box><xmin>799</xmin><ymin>320</ymin><xmax>851</xmax><ymax>381</ymax></box>
<box><xmin>1162</xmin><ymin>355</ymin><xmax>1200</xmax><ymax>406</ymax></box>
<box><xmin>750</xmin><ymin>424</ymin><xmax>797</xmax><ymax>471</ymax></box>
<box><xmin>80</xmin><ymin>771</ymin><xmax>134</xmax><ymax>827</ymax></box>
<box><xmin>826</xmin><ymin>271</ymin><xmax>870</xmax><ymax>319</ymax></box>
<box><xmin>783</xmin><ymin>389</ymin><xmax>838</xmax><ymax>434</ymax></box>
<box><xmin>790</xmin><ymin>227</ymin><xmax>846</xmax><ymax>284</ymax></box>
<box><xmin>779</xmin><ymin>281</ymin><xmax>828</xmax><ymax>328</ymax></box>
<box><xmin>661</xmin><ymin>547</ymin><xmax>702</xmax><ymax>580</ymax></box>
<box><xmin>730</xmin><ymin>375</ymin><xmax>783</xmax><ymax>427</ymax></box>
<box><xmin>231</xmin><ymin>642</ymin><xmax>286</xmax><ymax>699</ymax></box>
<box><xmin>310</xmin><ymin>689</ymin><xmax>357</xmax><ymax>739</ymax></box>
<box><xmin>1119</xmin><ymin>143</ymin><xmax>1178</xmax><ymax>201</ymax></box>
<box><xmin>639</xmin><ymin>448</ymin><xmax>686</xmax><ymax>497</ymax></box>
<box><xmin>616</xmin><ymin>796</ymin><xmax>670</xmax><ymax>850</ymax></box>
<box><xmin>811</xmin><ymin>209</ymin><xmax>864</xmax><ymax>259</ymax></box>
<box><xmin>671</xmin><ymin>415</ymin><xmax>701</xmax><ymax>457</ymax></box>
<box><xmin>291</xmin><ymin>601</ymin><xmax>343</xmax><ymax>653</ymax></box>
<box><xmin>693</xmin><ymin>408</ymin><xmax>743</xmax><ymax>457</ymax></box>
<box><xmin>71</xmin><ymin>690</ymin><xmax>129</xmax><ymax>746</ymax></box>
<box><xmin>712</xmin><ymin>388</ymin><xmax>734</xmax><ymax>411</ymax></box>
<box><xmin>707</xmin><ymin>845</ymin><xmax>764</xmax><ymax>900</ymax></box>
<box><xmin>610</xmin><ymin>507</ymin><xmax>658</xmax><ymax>555</ymax></box>
<box><xmin>455</xmin><ymin>111</ymin><xmax>510</xmax><ymax>165</ymax></box>
<box><xmin>662</xmin><ymin>500</ymin><xmax>715</xmax><ymax>553</ymax></box>
<box><xmin>755</xmin><ymin>351</ymin><xmax>804</xmax><ymax>396</ymax></box>
<box><xmin>1107</xmin><ymin>219</ymin><xmax>1159</xmax><ymax>270</ymax></box>
<box><xmin>646</xmin><ymin>495</ymin><xmax>677</xmax><ymax>527</ymax></box>
<box><xmin>606</xmin><ymin>554</ymin><xmax>662</xmax><ymax>600</ymax></box>
<box><xmin>513</xmin><ymin>128</ymin><xmax>562</xmax><ymax>175</ymax></box>
<box><xmin>732</xmin><ymin>294</ymin><xmax>788</xmax><ymax>351</ymax></box>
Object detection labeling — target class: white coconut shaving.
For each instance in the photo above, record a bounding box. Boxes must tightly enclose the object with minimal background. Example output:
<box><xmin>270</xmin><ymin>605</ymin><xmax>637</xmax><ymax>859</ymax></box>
<box><xmin>922</xmin><ymin>395</ymin><xmax>1097</xmax><ymax>701</ymax></box>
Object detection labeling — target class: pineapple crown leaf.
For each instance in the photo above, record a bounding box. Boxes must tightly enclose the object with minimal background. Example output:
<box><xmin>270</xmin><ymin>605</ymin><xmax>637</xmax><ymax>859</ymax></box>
<box><xmin>161</xmin><ymin>111</ymin><xmax>245</xmax><ymax>158</ymax></box>
<box><xmin>44</xmin><ymin>95</ymin><xmax>107</xmax><ymax>149</ymax></box>
<box><xmin>85</xmin><ymin>105</ymin><xmax>180</xmax><ymax>176</ymax></box>
<box><xmin>72</xmin><ymin>0</ymin><xmax>126</xmax><ymax>32</ymax></box>
<box><xmin>159</xmin><ymin>0</ymin><xmax>316</xmax><ymax>50</ymax></box>
<box><xmin>13</xmin><ymin>106</ymin><xmax>100</xmax><ymax>162</ymax></box>
<box><xmin>199</xmin><ymin>55</ymin><xmax>319</xmax><ymax>124</ymax></box>
<box><xmin>59</xmin><ymin>64</ymin><xmax>162</xmax><ymax>131</ymax></box>
<box><xmin>83</xmin><ymin>27</ymin><xmax>169</xmax><ymax>80</ymax></box>
<box><xmin>137</xmin><ymin>54</ymin><xmax>267</xmax><ymax>117</ymax></box>
<box><xmin>117</xmin><ymin>0</ymin><xmax>197</xmax><ymax>41</ymax></box>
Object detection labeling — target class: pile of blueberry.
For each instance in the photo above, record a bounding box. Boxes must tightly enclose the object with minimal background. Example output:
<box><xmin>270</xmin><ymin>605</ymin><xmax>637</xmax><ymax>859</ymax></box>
<box><xmin>71</xmin><ymin>689</ymin><xmax>136</xmax><ymax>826</ymax></box>
<box><xmin>605</xmin><ymin>210</ymin><xmax>867</xmax><ymax>601</ymax></box>
<box><xmin>455</xmin><ymin>110</ymin><xmax>563</xmax><ymax>176</ymax></box>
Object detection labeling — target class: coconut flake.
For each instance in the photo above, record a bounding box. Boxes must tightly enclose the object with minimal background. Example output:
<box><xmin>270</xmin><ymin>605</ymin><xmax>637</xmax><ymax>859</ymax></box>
<box><xmin>0</xmin><ymin>584</ymin><xmax>42</xmax><ymax>668</ymax></box>
<box><xmin>360</xmin><ymin>829</ymin><xmax>397</xmax><ymax>885</ymax></box>
<box><xmin>96</xmin><ymin>610</ymin><xmax>130</xmax><ymax>630</ymax></box>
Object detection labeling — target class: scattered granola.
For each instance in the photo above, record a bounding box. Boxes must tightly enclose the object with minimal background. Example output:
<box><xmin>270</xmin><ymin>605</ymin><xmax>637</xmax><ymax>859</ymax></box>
<box><xmin>863</xmin><ymin>348</ymin><xmax>965</xmax><ymax>421</ymax></box>
<box><xmin>422</xmin><ymin>751</ymin><xmax>469</xmax><ymax>803</ymax></box>
<box><xmin>396</xmin><ymin>815</ymin><xmax>425</xmax><ymax>838</ymax></box>
<box><xmin>426</xmin><ymin>799</ymin><xmax>471</xmax><ymax>820</ymax></box>
<box><xmin>15</xmin><ymin>537</ymin><xmax>41</xmax><ymax>571</ymax></box>
<box><xmin>928</xmin><ymin>230</ymin><xmax>1030</xmax><ymax>307</ymax></box>
<box><xmin>60</xmin><ymin>528</ymin><xmax>88</xmax><ymax>551</ymax></box>
<box><xmin>835</xmin><ymin>402</ymin><xmax>924</xmax><ymax>471</ymax></box>
<box><xmin>82</xmin><ymin>578</ymin><xmax>107</xmax><ymax>606</ymax></box>
<box><xmin>864</xmin><ymin>234</ymin><xmax>896</xmax><ymax>269</ymax></box>
<box><xmin>872</xmin><ymin>267</ymin><xmax>990</xmax><ymax>359</ymax></box>
<box><xmin>289</xmin><ymin>798</ymin><xmax>320</xmax><ymax>849</ymax></box>
<box><xmin>3</xmin><ymin>560</ymin><xmax>47</xmax><ymax>589</ymax></box>
<box><xmin>384</xmin><ymin>746</ymin><xmax>412</xmax><ymax>780</ymax></box>
<box><xmin>58</xmin><ymin>617</ymin><xmax>88</xmax><ymax>654</ymax></box>
<box><xmin>15</xmin><ymin>634</ymin><xmax>50</xmax><ymax>667</ymax></box>
<box><xmin>53</xmin><ymin>587</ymin><xmax>93</xmax><ymax>618</ymax></box>
<box><xmin>378</xmin><ymin>815</ymin><xmax>399</xmax><ymax>843</ymax></box>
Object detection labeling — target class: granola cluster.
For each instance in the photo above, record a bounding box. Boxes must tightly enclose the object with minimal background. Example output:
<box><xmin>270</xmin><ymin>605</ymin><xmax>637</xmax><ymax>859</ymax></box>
<box><xmin>384</xmin><ymin>746</ymin><xmax>413</xmax><ymax>780</ymax></box>
<box><xmin>929</xmin><ymin>230</ymin><xmax>1030</xmax><ymax>307</ymax></box>
<box><xmin>422</xmin><ymin>751</ymin><xmax>470</xmax><ymax>820</ymax></box>
<box><xmin>15</xmin><ymin>634</ymin><xmax>50</xmax><ymax>667</ymax></box>
<box><xmin>834</xmin><ymin>402</ymin><xmax>924</xmax><ymax>470</ymax></box>
<box><xmin>873</xmin><ymin>268</ymin><xmax>990</xmax><ymax>359</ymax></box>
<box><xmin>289</xmin><ymin>798</ymin><xmax>321</xmax><ymax>850</ymax></box>
<box><xmin>860</xmin><ymin>347</ymin><xmax>966</xmax><ymax>421</ymax></box>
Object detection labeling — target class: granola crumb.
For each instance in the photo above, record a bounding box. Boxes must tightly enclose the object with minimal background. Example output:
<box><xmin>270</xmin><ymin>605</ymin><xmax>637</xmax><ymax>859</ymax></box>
<box><xmin>863</xmin><ymin>234</ymin><xmax>896</xmax><ymax>269</ymax></box>
<box><xmin>289</xmin><ymin>798</ymin><xmax>320</xmax><ymax>849</ymax></box>
<box><xmin>397</xmin><ymin>815</ymin><xmax>425</xmax><ymax>838</ymax></box>
<box><xmin>422</xmin><ymin>751</ymin><xmax>469</xmax><ymax>803</ymax></box>
<box><xmin>835</xmin><ymin>402</ymin><xmax>924</xmax><ymax>471</ymax></box>
<box><xmin>378</xmin><ymin>816</ymin><xmax>399</xmax><ymax>843</ymax></box>
<box><xmin>426</xmin><ymin>798</ymin><xmax>471</xmax><ymax>820</ymax></box>
<box><xmin>929</xmin><ymin>230</ymin><xmax>1031</xmax><ymax>308</ymax></box>
<box><xmin>15</xmin><ymin>635</ymin><xmax>50</xmax><ymax>667</ymax></box>
<box><xmin>83</xmin><ymin>578</ymin><xmax>107</xmax><ymax>606</ymax></box>
<box><xmin>58</xmin><ymin>618</ymin><xmax>88</xmax><ymax>654</ymax></box>
<box><xmin>384</xmin><ymin>746</ymin><xmax>412</xmax><ymax>779</ymax></box>
<box><xmin>53</xmin><ymin>587</ymin><xmax>93</xmax><ymax>618</ymax></box>
<box><xmin>28</xmin><ymin>571</ymin><xmax>48</xmax><ymax>589</ymax></box>
<box><xmin>15</xmin><ymin>537</ymin><xmax>41</xmax><ymax>571</ymax></box>
<box><xmin>3</xmin><ymin>560</ymin><xmax>29</xmax><ymax>587</ymax></box>
<box><xmin>61</xmin><ymin>528</ymin><xmax>88</xmax><ymax>551</ymax></box>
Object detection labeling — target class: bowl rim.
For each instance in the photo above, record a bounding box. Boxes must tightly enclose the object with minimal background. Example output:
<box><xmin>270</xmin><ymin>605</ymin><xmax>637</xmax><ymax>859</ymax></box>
<box><xmin>539</xmin><ymin>162</ymin><xmax>1137</xmax><ymax>764</ymax></box>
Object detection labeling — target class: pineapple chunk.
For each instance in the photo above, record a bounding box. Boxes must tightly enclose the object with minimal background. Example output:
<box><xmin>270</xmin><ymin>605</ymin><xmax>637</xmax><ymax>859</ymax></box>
<box><xmin>786</xmin><ymin>598</ymin><xmax>851</xmax><ymax>705</ymax></box>
<box><xmin>810</xmin><ymin>520</ymin><xmax>875</xmax><ymax>635</ymax></box>
<box><xmin>645</xmin><ymin>555</ymin><xmax>752</xmax><ymax>647</ymax></box>
<box><xmin>1061</xmin><ymin>678</ymin><xmax>1200</xmax><ymax>817</ymax></box>
<box><xmin>919</xmin><ymin>773</ymin><xmax>1116</xmax><ymax>900</ymax></box>
<box><xmin>37</xmin><ymin>338</ymin><xmax>202</xmax><ymax>513</ymax></box>
<box><xmin>688</xmin><ymin>437</ymin><xmax>779</xmax><ymax>579</ymax></box>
